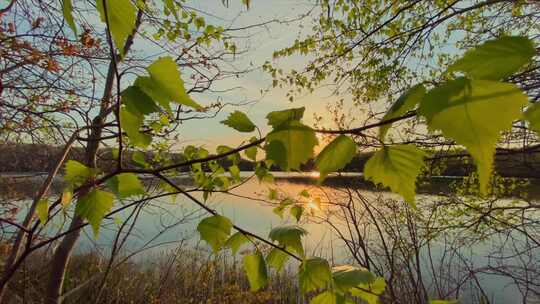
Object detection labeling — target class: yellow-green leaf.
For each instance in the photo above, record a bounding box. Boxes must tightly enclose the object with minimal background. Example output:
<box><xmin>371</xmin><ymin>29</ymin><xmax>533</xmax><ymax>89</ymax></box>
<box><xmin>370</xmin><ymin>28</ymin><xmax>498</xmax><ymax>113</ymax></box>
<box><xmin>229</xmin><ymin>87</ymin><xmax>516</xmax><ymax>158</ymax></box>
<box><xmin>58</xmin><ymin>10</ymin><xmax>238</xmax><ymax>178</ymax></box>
<box><xmin>266</xmin><ymin>247</ymin><xmax>290</xmax><ymax>272</ymax></box>
<box><xmin>225</xmin><ymin>232</ymin><xmax>250</xmax><ymax>255</ymax></box>
<box><xmin>132</xmin><ymin>151</ymin><xmax>147</xmax><ymax>167</ymax></box>
<box><xmin>272</xmin><ymin>198</ymin><xmax>293</xmax><ymax>218</ymax></box>
<box><xmin>122</xmin><ymin>86</ymin><xmax>159</xmax><ymax>115</ymax></box>
<box><xmin>197</xmin><ymin>215</ymin><xmax>232</xmax><ymax>252</ymax></box>
<box><xmin>243</xmin><ymin>251</ymin><xmax>268</xmax><ymax>291</ymax></box>
<box><xmin>269</xmin><ymin>225</ymin><xmax>307</xmax><ymax>257</ymax></box>
<box><xmin>430</xmin><ymin>300</ymin><xmax>459</xmax><ymax>304</ymax></box>
<box><xmin>265</xmin><ymin>121</ymin><xmax>318</xmax><ymax>171</ymax></box>
<box><xmin>64</xmin><ymin>160</ymin><xmax>93</xmax><ymax>187</ymax></box>
<box><xmin>350</xmin><ymin>277</ymin><xmax>386</xmax><ymax>304</ymax></box>
<box><xmin>221</xmin><ymin>111</ymin><xmax>256</xmax><ymax>132</ymax></box>
<box><xmin>364</xmin><ymin>144</ymin><xmax>427</xmax><ymax>206</ymax></box>
<box><xmin>299</xmin><ymin>257</ymin><xmax>332</xmax><ymax>293</ymax></box>
<box><xmin>290</xmin><ymin>205</ymin><xmax>303</xmax><ymax>222</ymax></box>
<box><xmin>245</xmin><ymin>137</ymin><xmax>259</xmax><ymax>161</ymax></box>
<box><xmin>419</xmin><ymin>78</ymin><xmax>528</xmax><ymax>194</ymax></box>
<box><xmin>310</xmin><ymin>291</ymin><xmax>343</xmax><ymax>304</ymax></box>
<box><xmin>448</xmin><ymin>36</ymin><xmax>535</xmax><ymax>80</ymax></box>
<box><xmin>75</xmin><ymin>189</ymin><xmax>115</xmax><ymax>236</ymax></box>
<box><xmin>61</xmin><ymin>189</ymin><xmax>73</xmax><ymax>208</ymax></box>
<box><xmin>96</xmin><ymin>0</ymin><xmax>137</xmax><ymax>53</ymax></box>
<box><xmin>332</xmin><ymin>265</ymin><xmax>375</xmax><ymax>292</ymax></box>
<box><xmin>62</xmin><ymin>0</ymin><xmax>77</xmax><ymax>35</ymax></box>
<box><xmin>107</xmin><ymin>173</ymin><xmax>145</xmax><ymax>198</ymax></box>
<box><xmin>379</xmin><ymin>84</ymin><xmax>425</xmax><ymax>140</ymax></box>
<box><xmin>146</xmin><ymin>57</ymin><xmax>201</xmax><ymax>109</ymax></box>
<box><xmin>36</xmin><ymin>199</ymin><xmax>49</xmax><ymax>225</ymax></box>
<box><xmin>266</xmin><ymin>107</ymin><xmax>305</xmax><ymax>128</ymax></box>
<box><xmin>229</xmin><ymin>165</ymin><xmax>241</xmax><ymax>181</ymax></box>
<box><xmin>315</xmin><ymin>135</ymin><xmax>356</xmax><ymax>181</ymax></box>
<box><xmin>120</xmin><ymin>107</ymin><xmax>152</xmax><ymax>147</ymax></box>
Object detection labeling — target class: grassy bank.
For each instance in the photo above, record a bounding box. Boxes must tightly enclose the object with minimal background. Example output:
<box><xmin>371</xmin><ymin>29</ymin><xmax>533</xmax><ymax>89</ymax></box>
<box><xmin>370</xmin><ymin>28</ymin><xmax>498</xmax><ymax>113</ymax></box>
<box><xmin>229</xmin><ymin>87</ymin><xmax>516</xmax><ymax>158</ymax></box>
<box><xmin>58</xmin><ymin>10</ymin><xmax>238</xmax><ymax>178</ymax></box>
<box><xmin>4</xmin><ymin>247</ymin><xmax>301</xmax><ymax>304</ymax></box>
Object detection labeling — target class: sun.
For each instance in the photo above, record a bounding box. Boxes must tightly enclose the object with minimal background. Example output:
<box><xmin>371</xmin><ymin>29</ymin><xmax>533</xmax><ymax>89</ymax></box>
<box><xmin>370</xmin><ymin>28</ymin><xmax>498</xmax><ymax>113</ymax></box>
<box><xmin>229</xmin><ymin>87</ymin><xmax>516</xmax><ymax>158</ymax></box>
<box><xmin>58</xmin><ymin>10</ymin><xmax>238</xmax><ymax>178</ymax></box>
<box><xmin>305</xmin><ymin>200</ymin><xmax>321</xmax><ymax>211</ymax></box>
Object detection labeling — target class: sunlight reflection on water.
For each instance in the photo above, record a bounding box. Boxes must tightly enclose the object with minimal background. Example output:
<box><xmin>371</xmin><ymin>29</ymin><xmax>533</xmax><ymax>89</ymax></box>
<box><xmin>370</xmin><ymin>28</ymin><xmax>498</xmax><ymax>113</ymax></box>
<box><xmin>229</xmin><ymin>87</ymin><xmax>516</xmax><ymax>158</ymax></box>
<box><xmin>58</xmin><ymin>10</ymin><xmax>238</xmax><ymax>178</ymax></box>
<box><xmin>5</xmin><ymin>172</ymin><xmax>533</xmax><ymax>303</ymax></box>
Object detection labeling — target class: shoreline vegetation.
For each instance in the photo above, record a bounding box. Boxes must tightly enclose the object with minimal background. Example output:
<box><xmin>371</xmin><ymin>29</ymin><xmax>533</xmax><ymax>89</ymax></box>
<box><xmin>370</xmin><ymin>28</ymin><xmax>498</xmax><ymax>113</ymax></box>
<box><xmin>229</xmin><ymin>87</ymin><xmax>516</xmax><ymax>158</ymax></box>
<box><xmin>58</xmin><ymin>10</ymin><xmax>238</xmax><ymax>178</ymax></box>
<box><xmin>3</xmin><ymin>247</ymin><xmax>301</xmax><ymax>304</ymax></box>
<box><xmin>2</xmin><ymin>142</ymin><xmax>540</xmax><ymax>177</ymax></box>
<box><xmin>2</xmin><ymin>170</ymin><xmax>540</xmax><ymax>201</ymax></box>
<box><xmin>2</xmin><ymin>143</ymin><xmax>540</xmax><ymax>201</ymax></box>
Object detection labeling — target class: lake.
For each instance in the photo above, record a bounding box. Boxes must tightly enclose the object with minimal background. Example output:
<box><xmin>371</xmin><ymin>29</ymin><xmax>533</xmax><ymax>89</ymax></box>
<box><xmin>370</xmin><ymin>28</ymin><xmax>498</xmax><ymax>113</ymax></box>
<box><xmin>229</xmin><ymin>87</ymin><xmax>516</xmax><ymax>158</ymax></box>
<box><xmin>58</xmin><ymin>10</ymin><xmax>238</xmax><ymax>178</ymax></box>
<box><xmin>2</xmin><ymin>172</ymin><xmax>539</xmax><ymax>303</ymax></box>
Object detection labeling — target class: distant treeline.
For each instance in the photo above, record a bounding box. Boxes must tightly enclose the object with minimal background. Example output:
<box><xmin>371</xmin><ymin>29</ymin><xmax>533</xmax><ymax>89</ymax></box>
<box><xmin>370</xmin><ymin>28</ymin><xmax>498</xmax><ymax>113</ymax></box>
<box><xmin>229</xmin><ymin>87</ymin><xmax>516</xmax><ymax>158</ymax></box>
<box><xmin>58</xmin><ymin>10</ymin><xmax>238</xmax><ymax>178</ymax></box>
<box><xmin>1</xmin><ymin>143</ymin><xmax>540</xmax><ymax>178</ymax></box>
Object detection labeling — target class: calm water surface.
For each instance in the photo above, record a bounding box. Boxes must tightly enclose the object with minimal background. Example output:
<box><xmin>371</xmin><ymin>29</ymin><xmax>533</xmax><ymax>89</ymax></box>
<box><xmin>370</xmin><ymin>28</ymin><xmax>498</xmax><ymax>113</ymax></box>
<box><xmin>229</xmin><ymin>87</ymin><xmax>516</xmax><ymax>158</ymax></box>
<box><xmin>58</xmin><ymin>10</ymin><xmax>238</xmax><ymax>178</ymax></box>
<box><xmin>4</xmin><ymin>172</ymin><xmax>539</xmax><ymax>303</ymax></box>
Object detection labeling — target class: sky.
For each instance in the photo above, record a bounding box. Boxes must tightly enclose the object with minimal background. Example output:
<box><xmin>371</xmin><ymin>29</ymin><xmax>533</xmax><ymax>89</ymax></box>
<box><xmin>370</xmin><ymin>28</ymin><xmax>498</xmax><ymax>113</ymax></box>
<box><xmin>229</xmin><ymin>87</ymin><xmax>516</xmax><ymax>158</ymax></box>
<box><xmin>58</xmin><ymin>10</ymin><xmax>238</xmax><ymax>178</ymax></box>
<box><xmin>160</xmin><ymin>1</ymin><xmax>345</xmax><ymax>150</ymax></box>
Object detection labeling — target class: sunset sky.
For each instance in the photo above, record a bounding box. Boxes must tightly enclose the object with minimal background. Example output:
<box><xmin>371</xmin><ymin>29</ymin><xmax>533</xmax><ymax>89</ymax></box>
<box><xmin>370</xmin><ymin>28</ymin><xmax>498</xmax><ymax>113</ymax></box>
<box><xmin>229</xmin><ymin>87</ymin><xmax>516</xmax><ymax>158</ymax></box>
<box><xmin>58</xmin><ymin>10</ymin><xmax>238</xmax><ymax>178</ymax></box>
<box><xmin>160</xmin><ymin>1</ymin><xmax>348</xmax><ymax>150</ymax></box>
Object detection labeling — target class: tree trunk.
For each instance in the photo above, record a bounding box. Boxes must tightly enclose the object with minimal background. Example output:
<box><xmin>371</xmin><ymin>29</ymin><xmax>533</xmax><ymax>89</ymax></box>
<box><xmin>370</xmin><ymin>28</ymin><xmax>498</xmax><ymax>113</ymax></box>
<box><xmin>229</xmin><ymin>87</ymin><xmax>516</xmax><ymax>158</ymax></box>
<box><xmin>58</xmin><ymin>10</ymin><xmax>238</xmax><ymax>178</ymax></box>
<box><xmin>44</xmin><ymin>66</ymin><xmax>113</xmax><ymax>304</ymax></box>
<box><xmin>44</xmin><ymin>217</ymin><xmax>84</xmax><ymax>304</ymax></box>
<box><xmin>0</xmin><ymin>136</ymin><xmax>76</xmax><ymax>302</ymax></box>
<box><xmin>43</xmin><ymin>8</ymin><xmax>142</xmax><ymax>302</ymax></box>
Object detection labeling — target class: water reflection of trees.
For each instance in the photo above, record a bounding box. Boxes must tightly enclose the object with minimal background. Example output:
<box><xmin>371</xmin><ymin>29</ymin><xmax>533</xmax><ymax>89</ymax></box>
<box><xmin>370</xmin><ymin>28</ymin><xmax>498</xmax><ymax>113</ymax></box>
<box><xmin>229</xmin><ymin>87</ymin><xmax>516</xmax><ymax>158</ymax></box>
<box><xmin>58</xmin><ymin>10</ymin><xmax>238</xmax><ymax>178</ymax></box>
<box><xmin>309</xmin><ymin>187</ymin><xmax>539</xmax><ymax>303</ymax></box>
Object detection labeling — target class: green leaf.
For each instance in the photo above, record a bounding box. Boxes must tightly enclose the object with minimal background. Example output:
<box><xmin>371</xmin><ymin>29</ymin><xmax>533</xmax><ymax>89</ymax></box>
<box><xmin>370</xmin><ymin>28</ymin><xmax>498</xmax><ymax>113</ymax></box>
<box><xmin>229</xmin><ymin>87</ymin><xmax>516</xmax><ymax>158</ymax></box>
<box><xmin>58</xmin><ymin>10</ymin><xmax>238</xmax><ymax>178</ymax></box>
<box><xmin>194</xmin><ymin>17</ymin><xmax>205</xmax><ymax>29</ymax></box>
<box><xmin>379</xmin><ymin>84</ymin><xmax>425</xmax><ymax>140</ymax></box>
<box><xmin>448</xmin><ymin>36</ymin><xmax>535</xmax><ymax>80</ymax></box>
<box><xmin>299</xmin><ymin>257</ymin><xmax>332</xmax><ymax>293</ymax></box>
<box><xmin>332</xmin><ymin>265</ymin><xmax>375</xmax><ymax>292</ymax></box>
<box><xmin>197</xmin><ymin>215</ymin><xmax>233</xmax><ymax>252</ymax></box>
<box><xmin>524</xmin><ymin>102</ymin><xmax>540</xmax><ymax>136</ymax></box>
<box><xmin>350</xmin><ymin>277</ymin><xmax>386</xmax><ymax>304</ymax></box>
<box><xmin>311</xmin><ymin>291</ymin><xmax>349</xmax><ymax>304</ymax></box>
<box><xmin>229</xmin><ymin>165</ymin><xmax>241</xmax><ymax>181</ymax></box>
<box><xmin>245</xmin><ymin>137</ymin><xmax>258</xmax><ymax>161</ymax></box>
<box><xmin>255</xmin><ymin>162</ymin><xmax>274</xmax><ymax>183</ymax></box>
<box><xmin>132</xmin><ymin>151</ymin><xmax>147</xmax><ymax>167</ymax></box>
<box><xmin>36</xmin><ymin>199</ymin><xmax>49</xmax><ymax>225</ymax></box>
<box><xmin>290</xmin><ymin>205</ymin><xmax>304</xmax><ymax>222</ymax></box>
<box><xmin>75</xmin><ymin>189</ymin><xmax>115</xmax><ymax>236</ymax></box>
<box><xmin>364</xmin><ymin>145</ymin><xmax>427</xmax><ymax>206</ymax></box>
<box><xmin>163</xmin><ymin>0</ymin><xmax>178</xmax><ymax>18</ymax></box>
<box><xmin>122</xmin><ymin>86</ymin><xmax>159</xmax><ymax>115</ymax></box>
<box><xmin>265</xmin><ymin>121</ymin><xmax>318</xmax><ymax>171</ymax></box>
<box><xmin>64</xmin><ymin>160</ymin><xmax>93</xmax><ymax>187</ymax></box>
<box><xmin>225</xmin><ymin>232</ymin><xmax>250</xmax><ymax>255</ymax></box>
<box><xmin>221</xmin><ymin>111</ymin><xmax>256</xmax><ymax>132</ymax></box>
<box><xmin>61</xmin><ymin>189</ymin><xmax>73</xmax><ymax>208</ymax></box>
<box><xmin>146</xmin><ymin>57</ymin><xmax>201</xmax><ymax>109</ymax></box>
<box><xmin>266</xmin><ymin>107</ymin><xmax>305</xmax><ymax>128</ymax></box>
<box><xmin>430</xmin><ymin>300</ymin><xmax>459</xmax><ymax>304</ymax></box>
<box><xmin>268</xmin><ymin>188</ymin><xmax>278</xmax><ymax>200</ymax></box>
<box><xmin>96</xmin><ymin>0</ymin><xmax>137</xmax><ymax>52</ymax></box>
<box><xmin>120</xmin><ymin>107</ymin><xmax>151</xmax><ymax>147</ymax></box>
<box><xmin>269</xmin><ymin>225</ymin><xmax>307</xmax><ymax>257</ymax></box>
<box><xmin>311</xmin><ymin>292</ymin><xmax>333</xmax><ymax>304</ymax></box>
<box><xmin>216</xmin><ymin>145</ymin><xmax>240</xmax><ymax>164</ymax></box>
<box><xmin>62</xmin><ymin>0</ymin><xmax>77</xmax><ymax>35</ymax></box>
<box><xmin>315</xmin><ymin>135</ymin><xmax>356</xmax><ymax>181</ymax></box>
<box><xmin>419</xmin><ymin>78</ymin><xmax>528</xmax><ymax>194</ymax></box>
<box><xmin>273</xmin><ymin>198</ymin><xmax>293</xmax><ymax>218</ymax></box>
<box><xmin>243</xmin><ymin>251</ymin><xmax>268</xmax><ymax>291</ymax></box>
<box><xmin>134</xmin><ymin>77</ymin><xmax>172</xmax><ymax>112</ymax></box>
<box><xmin>266</xmin><ymin>248</ymin><xmax>290</xmax><ymax>272</ymax></box>
<box><xmin>106</xmin><ymin>173</ymin><xmax>145</xmax><ymax>198</ymax></box>
<box><xmin>245</xmin><ymin>146</ymin><xmax>258</xmax><ymax>161</ymax></box>
<box><xmin>299</xmin><ymin>190</ymin><xmax>310</xmax><ymax>198</ymax></box>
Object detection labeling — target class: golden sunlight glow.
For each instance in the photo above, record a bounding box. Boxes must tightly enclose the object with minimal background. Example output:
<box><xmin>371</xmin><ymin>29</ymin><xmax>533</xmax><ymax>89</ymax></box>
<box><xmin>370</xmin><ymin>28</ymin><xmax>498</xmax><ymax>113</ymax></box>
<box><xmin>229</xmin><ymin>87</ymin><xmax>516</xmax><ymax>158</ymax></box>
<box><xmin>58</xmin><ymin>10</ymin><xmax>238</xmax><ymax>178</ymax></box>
<box><xmin>305</xmin><ymin>200</ymin><xmax>321</xmax><ymax>211</ymax></box>
<box><xmin>309</xmin><ymin>171</ymin><xmax>321</xmax><ymax>178</ymax></box>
